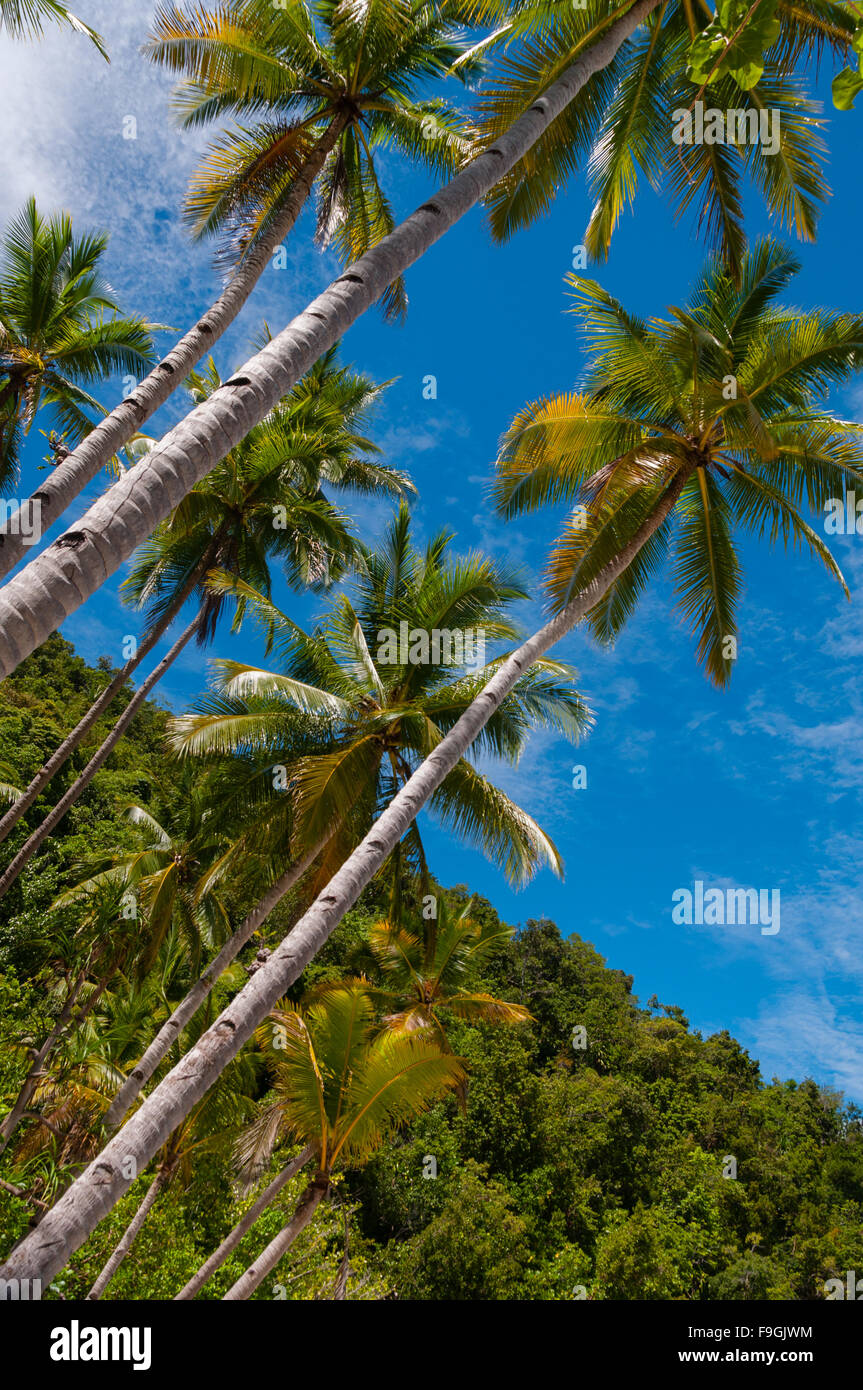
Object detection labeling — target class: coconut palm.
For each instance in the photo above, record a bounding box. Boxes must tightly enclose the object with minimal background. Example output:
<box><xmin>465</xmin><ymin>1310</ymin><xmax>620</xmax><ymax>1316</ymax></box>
<box><xmin>87</xmin><ymin>1037</ymin><xmax>257</xmax><ymax>1299</ymax></box>
<box><xmin>369</xmin><ymin>896</ymin><xmax>531</xmax><ymax>1047</ymax></box>
<box><xmin>97</xmin><ymin>505</ymin><xmax>589</xmax><ymax>1134</ymax></box>
<box><xmin>0</xmin><ymin>198</ymin><xmax>158</xmax><ymax>492</ymax></box>
<box><xmin>472</xmin><ymin>0</ymin><xmax>856</xmax><ymax>277</ymax></box>
<box><xmin>0</xmin><ymin>0</ymin><xmax>477</xmax><ymax>569</ymax></box>
<box><xmin>0</xmin><ymin>0</ymin><xmax>657</xmax><ymax>583</ymax></box>
<box><xmin>53</xmin><ymin>770</ymin><xmax>235</xmax><ymax>981</ymax></box>
<box><xmin>0</xmin><ymin>346</ymin><xmax>407</xmax><ymax>892</ymax></box>
<box><xmin>492</xmin><ymin>236</ymin><xmax>863</xmax><ymax>683</ymax></box>
<box><xmin>0</xmin><ymin>878</ymin><xmax>156</xmax><ymax>1153</ymax></box>
<box><xmin>221</xmin><ymin>979</ymin><xmax>465</xmax><ymax>1300</ymax></box>
<box><xmin>10</xmin><ymin>5</ymin><xmax>850</xmax><ymax>1284</ymax></box>
<box><xmin>171</xmin><ymin>502</ymin><xmax>591</xmax><ymax>893</ymax></box>
<box><xmin>0</xmin><ymin>0</ymin><xmax>106</xmax><ymax>55</ymax></box>
<box><xmin>145</xmin><ymin>0</ymin><xmax>477</xmax><ymax>320</ymax></box>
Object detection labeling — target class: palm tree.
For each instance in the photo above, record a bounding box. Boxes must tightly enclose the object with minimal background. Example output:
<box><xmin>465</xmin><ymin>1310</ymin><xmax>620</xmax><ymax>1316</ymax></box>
<box><xmin>220</xmin><ymin>979</ymin><xmax>465</xmax><ymax>1300</ymax></box>
<box><xmin>0</xmin><ymin>0</ymin><xmax>477</xmax><ymax>569</ymax></box>
<box><xmin>0</xmin><ymin>878</ymin><xmax>151</xmax><ymax>1153</ymax></box>
<box><xmin>87</xmin><ymin>1039</ymin><xmax>257</xmax><ymax>1299</ymax></box>
<box><xmin>145</xmin><ymin>0</ymin><xmax>476</xmax><ymax>320</ymax></box>
<box><xmin>472</xmin><ymin>0</ymin><xmax>856</xmax><ymax>278</ymax></box>
<box><xmin>0</xmin><ymin>198</ymin><xmax>158</xmax><ymax>492</ymax></box>
<box><xmin>0</xmin><ymin>0</ymin><xmax>106</xmax><ymax>55</ymax></box>
<box><xmin>97</xmin><ymin>505</ymin><xmax>589</xmax><ymax>1132</ymax></box>
<box><xmin>53</xmin><ymin>770</ymin><xmax>234</xmax><ymax>981</ymax></box>
<box><xmin>369</xmin><ymin>896</ymin><xmax>531</xmax><ymax>1047</ymax></box>
<box><xmin>0</xmin><ymin>0</ymin><xmax>659</xmax><ymax>584</ymax></box>
<box><xmin>493</xmin><ymin>236</ymin><xmax>863</xmax><ymax>682</ymax></box>
<box><xmin>171</xmin><ymin>502</ymin><xmax>590</xmax><ymax>895</ymax></box>
<box><xmin>0</xmin><ymin>347</ymin><xmax>407</xmax><ymax>892</ymax></box>
<box><xmin>8</xmin><ymin>228</ymin><xmax>863</xmax><ymax>1291</ymax></box>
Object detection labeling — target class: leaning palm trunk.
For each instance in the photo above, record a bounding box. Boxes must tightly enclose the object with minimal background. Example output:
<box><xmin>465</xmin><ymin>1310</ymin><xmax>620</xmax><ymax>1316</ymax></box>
<box><xmin>0</xmin><ymin>548</ymin><xmax>215</xmax><ymax>844</ymax></box>
<box><xmin>103</xmin><ymin>832</ymin><xmax>334</xmax><ymax>1133</ymax></box>
<box><xmin>0</xmin><ymin>118</ymin><xmax>348</xmax><ymax>581</ymax></box>
<box><xmin>0</xmin><ymin>0</ymin><xmax>661</xmax><ymax>681</ymax></box>
<box><xmin>86</xmin><ymin>1165</ymin><xmax>173</xmax><ymax>1300</ymax></box>
<box><xmin>0</xmin><ymin>974</ymin><xmax>84</xmax><ymax>1153</ymax></box>
<box><xmin>222</xmin><ymin>1179</ymin><xmax>327</xmax><ymax>1301</ymax></box>
<box><xmin>0</xmin><ymin>615</ymin><xmax>203</xmax><ymax>900</ymax></box>
<box><xmin>175</xmin><ymin>1146</ymin><xmax>314</xmax><ymax>1301</ymax></box>
<box><xmin>0</xmin><ymin>457</ymin><xmax>690</xmax><ymax>1288</ymax></box>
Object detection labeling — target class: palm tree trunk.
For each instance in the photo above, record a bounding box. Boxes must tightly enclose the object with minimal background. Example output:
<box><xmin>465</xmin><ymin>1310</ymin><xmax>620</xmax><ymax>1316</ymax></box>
<box><xmin>0</xmin><ymin>456</ymin><xmax>690</xmax><ymax>1289</ymax></box>
<box><xmin>222</xmin><ymin>1179</ymin><xmax>327</xmax><ymax>1301</ymax></box>
<box><xmin>0</xmin><ymin>0</ymin><xmax>661</xmax><ymax>681</ymax></box>
<box><xmin>0</xmin><ymin>546</ymin><xmax>216</xmax><ymax>845</ymax></box>
<box><xmin>103</xmin><ymin>832</ymin><xmax>334</xmax><ymax>1133</ymax></box>
<box><xmin>174</xmin><ymin>1146</ymin><xmax>314</xmax><ymax>1301</ymax></box>
<box><xmin>0</xmin><ymin>972</ymin><xmax>112</xmax><ymax>1154</ymax></box>
<box><xmin>86</xmin><ymin>1165</ymin><xmax>172</xmax><ymax>1300</ymax></box>
<box><xmin>0</xmin><ymin>613</ymin><xmax>203</xmax><ymax>900</ymax></box>
<box><xmin>0</xmin><ymin>974</ymin><xmax>83</xmax><ymax>1152</ymax></box>
<box><xmin>0</xmin><ymin>117</ymin><xmax>349</xmax><ymax>582</ymax></box>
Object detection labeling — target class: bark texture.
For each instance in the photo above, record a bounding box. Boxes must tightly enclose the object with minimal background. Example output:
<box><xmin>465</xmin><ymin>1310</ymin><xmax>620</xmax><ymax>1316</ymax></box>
<box><xmin>0</xmin><ymin>453</ymin><xmax>690</xmax><ymax>1288</ymax></box>
<box><xmin>0</xmin><ymin>0</ymin><xmax>661</xmax><ymax>681</ymax></box>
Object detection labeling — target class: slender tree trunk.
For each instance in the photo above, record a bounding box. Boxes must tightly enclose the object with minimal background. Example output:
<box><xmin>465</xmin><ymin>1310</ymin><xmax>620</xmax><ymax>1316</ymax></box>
<box><xmin>0</xmin><ymin>614</ymin><xmax>203</xmax><ymax>900</ymax></box>
<box><xmin>222</xmin><ymin>1179</ymin><xmax>327</xmax><ymax>1301</ymax></box>
<box><xmin>0</xmin><ymin>118</ymin><xmax>349</xmax><ymax>581</ymax></box>
<box><xmin>174</xmin><ymin>1146</ymin><xmax>314</xmax><ymax>1301</ymax></box>
<box><xmin>86</xmin><ymin>1166</ymin><xmax>172</xmax><ymax>1300</ymax></box>
<box><xmin>0</xmin><ymin>973</ymin><xmax>112</xmax><ymax>1154</ymax></box>
<box><xmin>103</xmin><ymin>832</ymin><xmax>334</xmax><ymax>1133</ymax></box>
<box><xmin>0</xmin><ymin>546</ymin><xmax>216</xmax><ymax>845</ymax></box>
<box><xmin>0</xmin><ymin>0</ymin><xmax>662</xmax><ymax>682</ymax></box>
<box><xmin>0</xmin><ymin>975</ymin><xmax>83</xmax><ymax>1152</ymax></box>
<box><xmin>0</xmin><ymin>456</ymin><xmax>691</xmax><ymax>1289</ymax></box>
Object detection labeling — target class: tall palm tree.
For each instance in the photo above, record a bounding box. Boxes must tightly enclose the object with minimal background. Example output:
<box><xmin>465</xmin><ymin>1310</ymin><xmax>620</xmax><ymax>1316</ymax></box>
<box><xmin>171</xmin><ymin>503</ymin><xmax>591</xmax><ymax>894</ymax></box>
<box><xmin>98</xmin><ymin>505</ymin><xmax>590</xmax><ymax>1132</ymax></box>
<box><xmin>221</xmin><ymin>979</ymin><xmax>465</xmax><ymax>1300</ymax></box>
<box><xmin>493</xmin><ymin>236</ymin><xmax>863</xmax><ymax>682</ymax></box>
<box><xmin>0</xmin><ymin>198</ymin><xmax>158</xmax><ymax>492</ymax></box>
<box><xmin>0</xmin><ymin>0</ymin><xmax>661</xmax><ymax>582</ymax></box>
<box><xmin>145</xmin><ymin>0</ymin><xmax>477</xmax><ymax>320</ymax></box>
<box><xmin>472</xmin><ymin>0</ymin><xmax>856</xmax><ymax>278</ymax></box>
<box><xmin>0</xmin><ymin>0</ymin><xmax>106</xmax><ymax>55</ymax></box>
<box><xmin>10</xmin><ymin>16</ymin><xmax>858</xmax><ymax>1288</ymax></box>
<box><xmin>0</xmin><ymin>0</ymin><xmax>478</xmax><ymax>568</ymax></box>
<box><xmin>87</xmin><ymin>1039</ymin><xmax>257</xmax><ymax>1299</ymax></box>
<box><xmin>369</xmin><ymin>896</ymin><xmax>531</xmax><ymax>1047</ymax></box>
<box><xmin>0</xmin><ymin>347</ymin><xmax>407</xmax><ymax>891</ymax></box>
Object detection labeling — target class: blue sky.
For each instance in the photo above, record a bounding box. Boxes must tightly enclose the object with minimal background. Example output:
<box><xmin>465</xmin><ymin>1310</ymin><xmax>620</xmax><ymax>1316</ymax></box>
<box><xmin>2</xmin><ymin>3</ymin><xmax>863</xmax><ymax>1099</ymax></box>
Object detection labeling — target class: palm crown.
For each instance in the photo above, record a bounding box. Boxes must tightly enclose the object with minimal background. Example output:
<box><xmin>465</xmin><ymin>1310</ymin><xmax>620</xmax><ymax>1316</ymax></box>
<box><xmin>169</xmin><ymin>504</ymin><xmax>592</xmax><ymax>892</ymax></box>
<box><xmin>237</xmin><ymin>978</ymin><xmax>465</xmax><ymax>1182</ymax></box>
<box><xmin>493</xmin><ymin>237</ymin><xmax>863</xmax><ymax>684</ymax></box>
<box><xmin>145</xmin><ymin>0</ymin><xmax>479</xmax><ymax>317</ymax></box>
<box><xmin>0</xmin><ymin>198</ymin><xmax>158</xmax><ymax>492</ymax></box>
<box><xmin>369</xmin><ymin>896</ymin><xmax>532</xmax><ymax>1047</ymax></box>
<box><xmin>473</xmin><ymin>0</ymin><xmax>856</xmax><ymax>277</ymax></box>
<box><xmin>122</xmin><ymin>344</ymin><xmax>411</xmax><ymax>646</ymax></box>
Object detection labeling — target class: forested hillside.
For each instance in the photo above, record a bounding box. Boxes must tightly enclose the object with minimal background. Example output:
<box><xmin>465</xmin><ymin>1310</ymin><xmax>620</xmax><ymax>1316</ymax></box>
<box><xmin>1</xmin><ymin>639</ymin><xmax>860</xmax><ymax>1301</ymax></box>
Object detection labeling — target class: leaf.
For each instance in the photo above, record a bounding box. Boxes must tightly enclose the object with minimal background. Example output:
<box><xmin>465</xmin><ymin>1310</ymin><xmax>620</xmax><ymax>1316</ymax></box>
<box><xmin>832</xmin><ymin>63</ymin><xmax>863</xmax><ymax>111</ymax></box>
